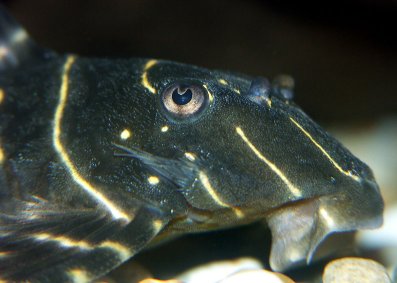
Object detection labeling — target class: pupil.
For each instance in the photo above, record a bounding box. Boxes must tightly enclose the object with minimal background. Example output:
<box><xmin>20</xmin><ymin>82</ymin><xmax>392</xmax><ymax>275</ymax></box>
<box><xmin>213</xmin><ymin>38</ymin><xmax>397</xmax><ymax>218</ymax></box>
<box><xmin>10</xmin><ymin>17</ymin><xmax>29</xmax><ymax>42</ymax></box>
<box><xmin>172</xmin><ymin>88</ymin><xmax>193</xmax><ymax>105</ymax></box>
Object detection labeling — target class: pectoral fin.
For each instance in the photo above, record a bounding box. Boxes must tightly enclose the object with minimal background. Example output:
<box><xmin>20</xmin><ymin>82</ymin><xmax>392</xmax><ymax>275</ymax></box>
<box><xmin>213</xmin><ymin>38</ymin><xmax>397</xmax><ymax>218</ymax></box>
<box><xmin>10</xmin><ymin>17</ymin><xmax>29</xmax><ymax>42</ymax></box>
<box><xmin>0</xmin><ymin>199</ymin><xmax>168</xmax><ymax>282</ymax></box>
<box><xmin>114</xmin><ymin>143</ymin><xmax>198</xmax><ymax>188</ymax></box>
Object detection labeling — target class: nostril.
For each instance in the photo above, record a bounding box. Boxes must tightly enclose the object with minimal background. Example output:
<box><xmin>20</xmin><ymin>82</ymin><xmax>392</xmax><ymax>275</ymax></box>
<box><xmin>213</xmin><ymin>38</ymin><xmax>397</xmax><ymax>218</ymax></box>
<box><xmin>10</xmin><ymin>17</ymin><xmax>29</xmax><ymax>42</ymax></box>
<box><xmin>247</xmin><ymin>77</ymin><xmax>272</xmax><ymax>106</ymax></box>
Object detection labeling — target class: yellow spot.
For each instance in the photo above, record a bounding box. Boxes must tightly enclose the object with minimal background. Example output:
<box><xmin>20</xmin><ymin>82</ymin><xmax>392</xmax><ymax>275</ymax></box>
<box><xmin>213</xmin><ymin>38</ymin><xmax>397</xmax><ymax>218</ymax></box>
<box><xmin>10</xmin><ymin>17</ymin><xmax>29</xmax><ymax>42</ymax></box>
<box><xmin>152</xmin><ymin>219</ymin><xmax>163</xmax><ymax>233</ymax></box>
<box><xmin>53</xmin><ymin>55</ymin><xmax>131</xmax><ymax>222</ymax></box>
<box><xmin>161</xmin><ymin>125</ymin><xmax>169</xmax><ymax>132</ymax></box>
<box><xmin>289</xmin><ymin>117</ymin><xmax>360</xmax><ymax>181</ymax></box>
<box><xmin>120</xmin><ymin>129</ymin><xmax>131</xmax><ymax>140</ymax></box>
<box><xmin>267</xmin><ymin>99</ymin><xmax>272</xmax><ymax>107</ymax></box>
<box><xmin>33</xmin><ymin>233</ymin><xmax>92</xmax><ymax>250</ymax></box>
<box><xmin>218</xmin><ymin>79</ymin><xmax>228</xmax><ymax>85</ymax></box>
<box><xmin>184</xmin><ymin>152</ymin><xmax>196</xmax><ymax>161</ymax></box>
<box><xmin>198</xmin><ymin>171</ymin><xmax>244</xmax><ymax>218</ymax></box>
<box><xmin>67</xmin><ymin>268</ymin><xmax>90</xmax><ymax>283</ymax></box>
<box><xmin>148</xmin><ymin>175</ymin><xmax>160</xmax><ymax>185</ymax></box>
<box><xmin>0</xmin><ymin>88</ymin><xmax>4</xmax><ymax>104</ymax></box>
<box><xmin>235</xmin><ymin>126</ymin><xmax>302</xmax><ymax>197</ymax></box>
<box><xmin>233</xmin><ymin>88</ymin><xmax>241</xmax><ymax>95</ymax></box>
<box><xmin>100</xmin><ymin>241</ymin><xmax>132</xmax><ymax>261</ymax></box>
<box><xmin>203</xmin><ymin>84</ymin><xmax>214</xmax><ymax>102</ymax></box>
<box><xmin>141</xmin><ymin>59</ymin><xmax>158</xmax><ymax>94</ymax></box>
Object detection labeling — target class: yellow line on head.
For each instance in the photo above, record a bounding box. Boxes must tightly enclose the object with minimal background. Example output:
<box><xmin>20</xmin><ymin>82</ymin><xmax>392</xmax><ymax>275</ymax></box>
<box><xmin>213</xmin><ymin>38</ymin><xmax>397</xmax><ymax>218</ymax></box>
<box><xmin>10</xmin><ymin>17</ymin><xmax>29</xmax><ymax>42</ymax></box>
<box><xmin>235</xmin><ymin>126</ymin><xmax>302</xmax><ymax>197</ymax></box>
<box><xmin>289</xmin><ymin>117</ymin><xmax>360</xmax><ymax>181</ymax></box>
<box><xmin>141</xmin><ymin>59</ymin><xmax>158</xmax><ymax>94</ymax></box>
<box><xmin>198</xmin><ymin>171</ymin><xmax>244</xmax><ymax>218</ymax></box>
<box><xmin>53</xmin><ymin>55</ymin><xmax>131</xmax><ymax>222</ymax></box>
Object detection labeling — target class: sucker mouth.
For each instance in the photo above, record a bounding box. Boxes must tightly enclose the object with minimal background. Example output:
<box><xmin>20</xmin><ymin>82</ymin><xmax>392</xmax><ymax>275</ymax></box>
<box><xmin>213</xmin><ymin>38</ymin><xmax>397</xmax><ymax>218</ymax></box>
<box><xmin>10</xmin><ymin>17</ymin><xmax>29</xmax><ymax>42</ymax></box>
<box><xmin>266</xmin><ymin>197</ymin><xmax>326</xmax><ymax>271</ymax></box>
<box><xmin>265</xmin><ymin>188</ymin><xmax>383</xmax><ymax>272</ymax></box>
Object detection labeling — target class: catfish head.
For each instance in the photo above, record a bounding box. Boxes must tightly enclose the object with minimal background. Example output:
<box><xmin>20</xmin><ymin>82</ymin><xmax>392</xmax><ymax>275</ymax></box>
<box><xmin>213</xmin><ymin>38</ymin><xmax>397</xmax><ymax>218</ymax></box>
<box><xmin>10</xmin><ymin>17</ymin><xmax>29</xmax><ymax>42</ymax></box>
<box><xmin>0</xmin><ymin>5</ymin><xmax>383</xmax><ymax>281</ymax></box>
<box><xmin>107</xmin><ymin>61</ymin><xmax>384</xmax><ymax>271</ymax></box>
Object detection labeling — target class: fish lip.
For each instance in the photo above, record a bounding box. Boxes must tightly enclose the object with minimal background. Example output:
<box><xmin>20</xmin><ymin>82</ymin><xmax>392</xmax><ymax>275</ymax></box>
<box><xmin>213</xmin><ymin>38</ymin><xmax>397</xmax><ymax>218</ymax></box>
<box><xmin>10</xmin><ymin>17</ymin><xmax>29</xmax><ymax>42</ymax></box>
<box><xmin>265</xmin><ymin>181</ymin><xmax>384</xmax><ymax>272</ymax></box>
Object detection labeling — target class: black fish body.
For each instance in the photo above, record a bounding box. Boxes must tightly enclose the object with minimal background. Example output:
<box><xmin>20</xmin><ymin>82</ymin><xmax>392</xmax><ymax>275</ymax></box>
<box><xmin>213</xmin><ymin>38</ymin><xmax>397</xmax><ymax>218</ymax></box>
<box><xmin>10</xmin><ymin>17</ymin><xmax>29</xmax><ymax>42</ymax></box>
<box><xmin>0</xmin><ymin>6</ymin><xmax>383</xmax><ymax>283</ymax></box>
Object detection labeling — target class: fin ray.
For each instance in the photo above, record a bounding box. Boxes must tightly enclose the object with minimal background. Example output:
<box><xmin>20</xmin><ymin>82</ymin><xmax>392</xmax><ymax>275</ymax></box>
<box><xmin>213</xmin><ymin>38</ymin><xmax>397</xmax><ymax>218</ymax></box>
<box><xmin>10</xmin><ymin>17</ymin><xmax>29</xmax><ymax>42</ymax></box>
<box><xmin>0</xmin><ymin>199</ymin><xmax>169</xmax><ymax>282</ymax></box>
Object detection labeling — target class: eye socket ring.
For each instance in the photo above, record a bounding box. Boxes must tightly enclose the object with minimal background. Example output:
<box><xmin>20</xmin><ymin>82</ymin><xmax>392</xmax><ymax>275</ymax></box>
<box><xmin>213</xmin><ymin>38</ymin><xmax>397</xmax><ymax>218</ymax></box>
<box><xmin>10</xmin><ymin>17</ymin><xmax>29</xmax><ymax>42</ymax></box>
<box><xmin>161</xmin><ymin>82</ymin><xmax>209</xmax><ymax>120</ymax></box>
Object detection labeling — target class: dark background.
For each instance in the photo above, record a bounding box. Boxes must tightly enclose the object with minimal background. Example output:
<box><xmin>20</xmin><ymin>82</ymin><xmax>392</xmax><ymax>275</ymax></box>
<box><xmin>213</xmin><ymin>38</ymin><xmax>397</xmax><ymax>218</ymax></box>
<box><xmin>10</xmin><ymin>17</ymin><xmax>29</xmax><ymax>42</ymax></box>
<box><xmin>2</xmin><ymin>0</ymin><xmax>397</xmax><ymax>125</ymax></box>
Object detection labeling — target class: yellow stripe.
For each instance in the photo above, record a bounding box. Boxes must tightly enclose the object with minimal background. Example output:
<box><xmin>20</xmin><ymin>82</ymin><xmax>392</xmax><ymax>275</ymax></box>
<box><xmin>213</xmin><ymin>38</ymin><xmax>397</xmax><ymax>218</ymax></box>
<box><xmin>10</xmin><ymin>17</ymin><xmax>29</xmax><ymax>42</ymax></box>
<box><xmin>100</xmin><ymin>241</ymin><xmax>132</xmax><ymax>260</ymax></box>
<box><xmin>236</xmin><ymin>126</ymin><xmax>302</xmax><ymax>197</ymax></box>
<box><xmin>53</xmin><ymin>55</ymin><xmax>131</xmax><ymax>222</ymax></box>
<box><xmin>289</xmin><ymin>117</ymin><xmax>360</xmax><ymax>181</ymax></box>
<box><xmin>0</xmin><ymin>88</ymin><xmax>4</xmax><ymax>104</ymax></box>
<box><xmin>199</xmin><ymin>171</ymin><xmax>244</xmax><ymax>218</ymax></box>
<box><xmin>33</xmin><ymin>233</ymin><xmax>92</xmax><ymax>250</ymax></box>
<box><xmin>141</xmin><ymin>59</ymin><xmax>158</xmax><ymax>94</ymax></box>
<box><xmin>33</xmin><ymin>233</ymin><xmax>132</xmax><ymax>260</ymax></box>
<box><xmin>0</xmin><ymin>146</ymin><xmax>4</xmax><ymax>164</ymax></box>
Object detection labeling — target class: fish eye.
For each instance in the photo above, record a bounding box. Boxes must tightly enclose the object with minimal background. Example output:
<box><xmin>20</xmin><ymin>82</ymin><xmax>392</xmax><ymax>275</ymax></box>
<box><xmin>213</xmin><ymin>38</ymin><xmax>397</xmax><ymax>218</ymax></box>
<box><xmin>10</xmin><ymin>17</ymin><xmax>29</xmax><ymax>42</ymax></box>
<box><xmin>161</xmin><ymin>82</ymin><xmax>209</xmax><ymax>120</ymax></box>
